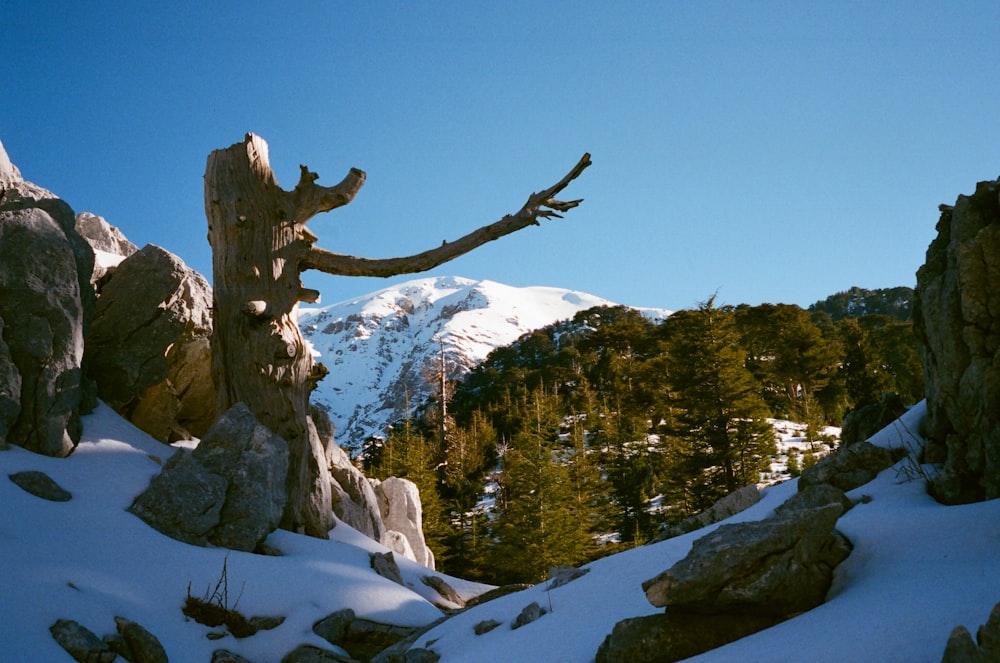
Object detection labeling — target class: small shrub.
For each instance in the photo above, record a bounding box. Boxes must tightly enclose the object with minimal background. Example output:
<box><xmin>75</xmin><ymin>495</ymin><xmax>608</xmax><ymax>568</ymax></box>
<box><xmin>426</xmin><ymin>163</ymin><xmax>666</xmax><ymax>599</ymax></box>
<box><xmin>183</xmin><ymin>556</ymin><xmax>256</xmax><ymax>638</ymax></box>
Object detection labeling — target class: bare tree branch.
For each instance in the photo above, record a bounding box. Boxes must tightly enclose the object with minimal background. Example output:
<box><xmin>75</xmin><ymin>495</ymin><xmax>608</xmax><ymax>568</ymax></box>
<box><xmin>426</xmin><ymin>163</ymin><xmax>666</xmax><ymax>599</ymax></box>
<box><xmin>300</xmin><ymin>153</ymin><xmax>592</xmax><ymax>277</ymax></box>
<box><xmin>292</xmin><ymin>165</ymin><xmax>367</xmax><ymax>224</ymax></box>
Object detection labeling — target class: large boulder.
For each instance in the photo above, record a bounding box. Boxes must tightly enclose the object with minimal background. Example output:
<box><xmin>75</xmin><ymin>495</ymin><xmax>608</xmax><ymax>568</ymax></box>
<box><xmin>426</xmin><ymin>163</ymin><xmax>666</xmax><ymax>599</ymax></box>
<box><xmin>85</xmin><ymin>243</ymin><xmax>215</xmax><ymax>441</ymax></box>
<box><xmin>642</xmin><ymin>503</ymin><xmax>851</xmax><ymax>615</ymax></box>
<box><xmin>0</xmin><ymin>138</ymin><xmax>95</xmax><ymax>455</ymax></box>
<box><xmin>312</xmin><ymin>405</ymin><xmax>385</xmax><ymax>540</ymax></box>
<box><xmin>74</xmin><ymin>211</ymin><xmax>138</xmax><ymax>288</ymax></box>
<box><xmin>914</xmin><ymin>177</ymin><xmax>1000</xmax><ymax>504</ymax></box>
<box><xmin>129</xmin><ymin>403</ymin><xmax>288</xmax><ymax>551</ymax></box>
<box><xmin>609</xmin><ymin>500</ymin><xmax>853</xmax><ymax>662</ymax></box>
<box><xmin>375</xmin><ymin>476</ymin><xmax>434</xmax><ymax>569</ymax></box>
<box><xmin>797</xmin><ymin>439</ymin><xmax>903</xmax><ymax>493</ymax></box>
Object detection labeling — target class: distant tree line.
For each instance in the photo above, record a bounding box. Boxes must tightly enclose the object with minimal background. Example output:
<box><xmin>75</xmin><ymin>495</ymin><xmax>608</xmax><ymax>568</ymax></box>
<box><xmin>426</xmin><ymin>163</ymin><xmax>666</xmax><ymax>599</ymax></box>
<box><xmin>361</xmin><ymin>289</ymin><xmax>922</xmax><ymax>585</ymax></box>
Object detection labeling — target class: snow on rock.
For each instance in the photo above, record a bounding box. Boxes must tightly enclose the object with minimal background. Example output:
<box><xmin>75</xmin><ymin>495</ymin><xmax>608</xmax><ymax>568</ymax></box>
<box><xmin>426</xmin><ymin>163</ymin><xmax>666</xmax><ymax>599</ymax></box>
<box><xmin>300</xmin><ymin>276</ymin><xmax>666</xmax><ymax>451</ymax></box>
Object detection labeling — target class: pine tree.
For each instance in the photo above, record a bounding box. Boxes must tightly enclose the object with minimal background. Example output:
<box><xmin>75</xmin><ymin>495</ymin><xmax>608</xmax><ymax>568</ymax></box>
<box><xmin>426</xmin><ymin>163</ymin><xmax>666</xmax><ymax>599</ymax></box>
<box><xmin>660</xmin><ymin>299</ymin><xmax>774</xmax><ymax>512</ymax></box>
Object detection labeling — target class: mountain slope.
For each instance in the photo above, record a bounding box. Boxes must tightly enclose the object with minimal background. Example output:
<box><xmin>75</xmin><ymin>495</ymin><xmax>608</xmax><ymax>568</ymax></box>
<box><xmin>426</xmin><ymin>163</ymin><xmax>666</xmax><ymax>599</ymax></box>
<box><xmin>300</xmin><ymin>276</ymin><xmax>668</xmax><ymax>450</ymax></box>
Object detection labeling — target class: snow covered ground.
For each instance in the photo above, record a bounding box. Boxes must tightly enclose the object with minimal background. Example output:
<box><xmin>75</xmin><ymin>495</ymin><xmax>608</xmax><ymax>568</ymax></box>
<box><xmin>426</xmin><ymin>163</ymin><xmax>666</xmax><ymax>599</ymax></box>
<box><xmin>3</xmin><ymin>400</ymin><xmax>999</xmax><ymax>662</ymax></box>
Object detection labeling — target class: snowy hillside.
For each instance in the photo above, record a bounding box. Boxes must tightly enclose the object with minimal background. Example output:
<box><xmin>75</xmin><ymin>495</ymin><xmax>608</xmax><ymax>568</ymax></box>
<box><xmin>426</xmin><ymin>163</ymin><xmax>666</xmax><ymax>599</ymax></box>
<box><xmin>5</xmin><ymin>400</ymin><xmax>1000</xmax><ymax>661</ymax></box>
<box><xmin>300</xmin><ymin>276</ymin><xmax>669</xmax><ymax>451</ymax></box>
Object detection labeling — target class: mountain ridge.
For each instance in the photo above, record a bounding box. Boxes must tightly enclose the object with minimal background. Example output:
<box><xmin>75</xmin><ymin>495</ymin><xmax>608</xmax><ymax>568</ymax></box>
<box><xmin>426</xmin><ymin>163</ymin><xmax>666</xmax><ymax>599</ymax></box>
<box><xmin>300</xmin><ymin>275</ymin><xmax>670</xmax><ymax>450</ymax></box>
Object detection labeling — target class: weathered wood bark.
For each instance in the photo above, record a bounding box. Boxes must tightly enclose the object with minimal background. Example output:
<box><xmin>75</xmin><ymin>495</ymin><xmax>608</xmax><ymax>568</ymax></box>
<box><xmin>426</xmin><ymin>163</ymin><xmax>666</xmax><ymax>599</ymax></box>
<box><xmin>205</xmin><ymin>133</ymin><xmax>589</xmax><ymax>536</ymax></box>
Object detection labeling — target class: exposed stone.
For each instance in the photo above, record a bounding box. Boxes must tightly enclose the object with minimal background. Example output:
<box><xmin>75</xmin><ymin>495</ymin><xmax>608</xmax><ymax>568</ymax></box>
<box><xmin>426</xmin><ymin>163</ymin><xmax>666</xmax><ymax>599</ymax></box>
<box><xmin>798</xmin><ymin>440</ymin><xmax>904</xmax><ymax>493</ymax></box>
<box><xmin>511</xmin><ymin>602</ymin><xmax>544</xmax><ymax>630</ymax></box>
<box><xmin>941</xmin><ymin>601</ymin><xmax>1000</xmax><ymax>663</ymax></box>
<box><xmin>129</xmin><ymin>403</ymin><xmax>288</xmax><ymax>551</ymax></box>
<box><xmin>49</xmin><ymin>618</ymin><xmax>116</xmax><ymax>662</ymax></box>
<box><xmin>212</xmin><ymin>650</ymin><xmax>257</xmax><ymax>663</ymax></box>
<box><xmin>75</xmin><ymin>211</ymin><xmax>138</xmax><ymax>258</ymax></box>
<box><xmin>113</xmin><ymin>616</ymin><xmax>168</xmax><ymax>663</ymax></box>
<box><xmin>775</xmin><ymin>484</ymin><xmax>853</xmax><ymax>518</ymax></box>
<box><xmin>463</xmin><ymin>584</ymin><xmax>532</xmax><ymax>608</ymax></box>
<box><xmin>0</xmin><ymin>138</ymin><xmax>95</xmax><ymax>456</ymax></box>
<box><xmin>375</xmin><ymin>476</ymin><xmax>434</xmax><ymax>569</ymax></box>
<box><xmin>421</xmin><ymin>575</ymin><xmax>465</xmax><ymax>607</ymax></box>
<box><xmin>654</xmin><ymin>484</ymin><xmax>761</xmax><ymax>542</ymax></box>
<box><xmin>281</xmin><ymin>644</ymin><xmax>353</xmax><ymax>663</ymax></box>
<box><xmin>313</xmin><ymin>608</ymin><xmax>356</xmax><ymax>646</ymax></box>
<box><xmin>474</xmin><ymin>619</ymin><xmax>502</xmax><ymax>635</ymax></box>
<box><xmin>85</xmin><ymin>243</ymin><xmax>215</xmax><ymax>442</ymax></box>
<box><xmin>642</xmin><ymin>503</ymin><xmax>852</xmax><ymax>616</ymax></box>
<box><xmin>546</xmin><ymin>565</ymin><xmax>590</xmax><ymax>590</ymax></box>
<box><xmin>0</xmin><ymin>317</ymin><xmax>20</xmax><ymax>446</ymax></box>
<box><xmin>915</xmin><ymin>178</ymin><xmax>1000</xmax><ymax>504</ymax></box>
<box><xmin>313</xmin><ymin>607</ymin><xmax>418</xmax><ymax>662</ymax></box>
<box><xmin>595</xmin><ymin>611</ymin><xmax>782</xmax><ymax>663</ymax></box>
<box><xmin>370</xmin><ymin>551</ymin><xmax>404</xmax><ymax>585</ymax></box>
<box><xmin>315</xmin><ymin>405</ymin><xmax>387</xmax><ymax>541</ymax></box>
<box><xmin>402</xmin><ymin>649</ymin><xmax>439</xmax><ymax>663</ymax></box>
<box><xmin>8</xmin><ymin>470</ymin><xmax>72</xmax><ymax>501</ymax></box>
<box><xmin>840</xmin><ymin>392</ymin><xmax>908</xmax><ymax>447</ymax></box>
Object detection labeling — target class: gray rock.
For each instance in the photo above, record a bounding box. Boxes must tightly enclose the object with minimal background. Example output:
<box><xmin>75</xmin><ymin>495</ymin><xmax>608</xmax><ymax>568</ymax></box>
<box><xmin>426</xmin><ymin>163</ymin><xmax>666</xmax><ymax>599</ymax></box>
<box><xmin>654</xmin><ymin>484</ymin><xmax>761</xmax><ymax>541</ymax></box>
<box><xmin>85</xmin><ymin>243</ymin><xmax>214</xmax><ymax>442</ymax></box>
<box><xmin>313</xmin><ymin>405</ymin><xmax>385</xmax><ymax>540</ymax></box>
<box><xmin>474</xmin><ymin>619</ymin><xmax>502</xmax><ymax>635</ymax></box>
<box><xmin>0</xmin><ymin>317</ymin><xmax>20</xmax><ymax>446</ymax></box>
<box><xmin>75</xmin><ymin>211</ymin><xmax>138</xmax><ymax>258</ymax></box>
<box><xmin>0</xmin><ymin>145</ymin><xmax>94</xmax><ymax>456</ymax></box>
<box><xmin>775</xmin><ymin>484</ymin><xmax>853</xmax><ymax>518</ymax></box>
<box><xmin>642</xmin><ymin>503</ymin><xmax>852</xmax><ymax>617</ymax></box>
<box><xmin>313</xmin><ymin>607</ymin><xmax>418</xmax><ymax>662</ymax></box>
<box><xmin>212</xmin><ymin>650</ymin><xmax>257</xmax><ymax>663</ymax></box>
<box><xmin>403</xmin><ymin>649</ymin><xmax>439</xmax><ymax>663</ymax></box>
<box><xmin>840</xmin><ymin>393</ymin><xmax>908</xmax><ymax>447</ymax></box>
<box><xmin>313</xmin><ymin>608</ymin><xmax>356</xmax><ymax>646</ymax></box>
<box><xmin>798</xmin><ymin>440</ymin><xmax>903</xmax><ymax>493</ymax></box>
<box><xmin>49</xmin><ymin>618</ymin><xmax>116</xmax><ymax>662</ymax></box>
<box><xmin>375</xmin><ymin>476</ymin><xmax>434</xmax><ymax>569</ymax></box>
<box><xmin>941</xmin><ymin>601</ymin><xmax>1000</xmax><ymax>663</ymax></box>
<box><xmin>511</xmin><ymin>602</ymin><xmax>544</xmax><ymax>630</ymax></box>
<box><xmin>370</xmin><ymin>551</ymin><xmax>404</xmax><ymax>585</ymax></box>
<box><xmin>281</xmin><ymin>644</ymin><xmax>353</xmax><ymax>663</ymax></box>
<box><xmin>129</xmin><ymin>448</ymin><xmax>228</xmax><ymax>545</ymax></box>
<box><xmin>421</xmin><ymin>575</ymin><xmax>465</xmax><ymax>607</ymax></box>
<box><xmin>546</xmin><ymin>565</ymin><xmax>590</xmax><ymax>590</ymax></box>
<box><xmin>129</xmin><ymin>403</ymin><xmax>288</xmax><ymax>551</ymax></box>
<box><xmin>595</xmin><ymin>611</ymin><xmax>782</xmax><ymax>663</ymax></box>
<box><xmin>113</xmin><ymin>616</ymin><xmax>168</xmax><ymax>663</ymax></box>
<box><xmin>463</xmin><ymin>584</ymin><xmax>532</xmax><ymax>608</ymax></box>
<box><xmin>915</xmin><ymin>178</ymin><xmax>1000</xmax><ymax>504</ymax></box>
<box><xmin>8</xmin><ymin>470</ymin><xmax>72</xmax><ymax>501</ymax></box>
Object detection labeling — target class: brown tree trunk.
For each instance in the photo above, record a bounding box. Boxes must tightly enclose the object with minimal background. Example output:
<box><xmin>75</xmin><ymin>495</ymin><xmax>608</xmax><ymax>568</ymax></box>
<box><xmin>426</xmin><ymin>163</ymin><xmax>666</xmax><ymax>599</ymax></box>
<box><xmin>205</xmin><ymin>133</ymin><xmax>589</xmax><ymax>537</ymax></box>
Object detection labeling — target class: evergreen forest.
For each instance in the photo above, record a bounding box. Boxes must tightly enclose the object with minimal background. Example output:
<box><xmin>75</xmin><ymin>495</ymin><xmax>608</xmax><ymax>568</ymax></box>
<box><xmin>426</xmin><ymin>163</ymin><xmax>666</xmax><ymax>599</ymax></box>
<box><xmin>361</xmin><ymin>289</ymin><xmax>922</xmax><ymax>585</ymax></box>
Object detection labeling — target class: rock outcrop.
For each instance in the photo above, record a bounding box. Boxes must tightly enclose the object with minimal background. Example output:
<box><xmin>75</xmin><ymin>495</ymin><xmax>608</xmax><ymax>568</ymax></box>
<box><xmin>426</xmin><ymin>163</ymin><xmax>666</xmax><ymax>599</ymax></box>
<box><xmin>914</xmin><ymin>177</ymin><xmax>1000</xmax><ymax>504</ymax></box>
<box><xmin>375</xmin><ymin>476</ymin><xmax>435</xmax><ymax>569</ymax></box>
<box><xmin>600</xmin><ymin>497</ymin><xmax>853</xmax><ymax>663</ymax></box>
<box><xmin>797</xmin><ymin>439</ymin><xmax>904</xmax><ymax>493</ymax></box>
<box><xmin>840</xmin><ymin>392</ymin><xmax>908</xmax><ymax>447</ymax></box>
<box><xmin>74</xmin><ymin>211</ymin><xmax>138</xmax><ymax>288</ymax></box>
<box><xmin>85</xmin><ymin>243</ymin><xmax>215</xmax><ymax>442</ymax></box>
<box><xmin>0</xmin><ymin>138</ymin><xmax>95</xmax><ymax>455</ymax></box>
<box><xmin>941</xmin><ymin>601</ymin><xmax>1000</xmax><ymax>663</ymax></box>
<box><xmin>129</xmin><ymin>403</ymin><xmax>288</xmax><ymax>551</ymax></box>
<box><xmin>654</xmin><ymin>483</ymin><xmax>760</xmax><ymax>541</ymax></box>
<box><xmin>312</xmin><ymin>607</ymin><xmax>419</xmax><ymax>662</ymax></box>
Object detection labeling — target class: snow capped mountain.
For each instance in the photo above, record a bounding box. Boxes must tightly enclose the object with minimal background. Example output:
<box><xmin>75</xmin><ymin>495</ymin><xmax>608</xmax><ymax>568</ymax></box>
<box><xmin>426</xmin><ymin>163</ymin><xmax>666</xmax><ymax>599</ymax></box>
<box><xmin>300</xmin><ymin>276</ymin><xmax>668</xmax><ymax>451</ymax></box>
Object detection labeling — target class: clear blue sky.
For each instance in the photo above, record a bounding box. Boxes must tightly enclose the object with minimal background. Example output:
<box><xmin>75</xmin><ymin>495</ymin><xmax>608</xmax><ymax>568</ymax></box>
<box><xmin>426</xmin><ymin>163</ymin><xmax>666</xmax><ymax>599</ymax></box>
<box><xmin>3</xmin><ymin>2</ymin><xmax>998</xmax><ymax>311</ymax></box>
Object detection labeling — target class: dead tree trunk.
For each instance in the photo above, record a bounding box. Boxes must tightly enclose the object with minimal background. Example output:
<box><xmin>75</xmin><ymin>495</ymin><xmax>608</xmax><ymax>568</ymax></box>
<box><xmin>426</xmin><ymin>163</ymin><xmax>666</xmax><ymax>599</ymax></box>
<box><xmin>205</xmin><ymin>133</ymin><xmax>589</xmax><ymax>536</ymax></box>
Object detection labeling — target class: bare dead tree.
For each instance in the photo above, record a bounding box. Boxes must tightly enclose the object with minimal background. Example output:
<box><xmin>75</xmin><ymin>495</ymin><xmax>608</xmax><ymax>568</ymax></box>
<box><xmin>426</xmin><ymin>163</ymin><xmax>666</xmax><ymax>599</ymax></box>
<box><xmin>205</xmin><ymin>133</ymin><xmax>590</xmax><ymax>536</ymax></box>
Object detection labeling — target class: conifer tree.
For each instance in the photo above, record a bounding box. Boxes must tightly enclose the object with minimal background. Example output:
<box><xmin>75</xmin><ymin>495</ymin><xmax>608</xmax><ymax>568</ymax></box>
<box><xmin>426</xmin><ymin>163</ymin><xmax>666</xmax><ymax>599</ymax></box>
<box><xmin>661</xmin><ymin>299</ymin><xmax>774</xmax><ymax>511</ymax></box>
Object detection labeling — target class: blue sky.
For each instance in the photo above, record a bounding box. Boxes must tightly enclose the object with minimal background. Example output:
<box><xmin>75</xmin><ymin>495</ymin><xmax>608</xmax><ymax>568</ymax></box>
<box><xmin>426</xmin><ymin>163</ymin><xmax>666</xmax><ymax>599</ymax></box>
<box><xmin>3</xmin><ymin>2</ymin><xmax>998</xmax><ymax>311</ymax></box>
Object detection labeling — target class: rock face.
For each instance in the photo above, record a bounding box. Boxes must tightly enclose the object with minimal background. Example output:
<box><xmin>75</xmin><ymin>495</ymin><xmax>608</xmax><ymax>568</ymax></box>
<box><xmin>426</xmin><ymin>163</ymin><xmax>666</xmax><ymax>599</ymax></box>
<box><xmin>0</xmin><ymin>138</ymin><xmax>95</xmax><ymax>455</ymax></box>
<box><xmin>375</xmin><ymin>476</ymin><xmax>435</xmax><ymax>569</ymax></box>
<box><xmin>914</xmin><ymin>177</ymin><xmax>1000</xmax><ymax>504</ymax></box>
<box><xmin>74</xmin><ymin>211</ymin><xmax>138</xmax><ymax>287</ymax></box>
<box><xmin>840</xmin><ymin>392</ymin><xmax>908</xmax><ymax>447</ymax></box>
<box><xmin>85</xmin><ymin>243</ymin><xmax>215</xmax><ymax>442</ymax></box>
<box><xmin>129</xmin><ymin>403</ymin><xmax>288</xmax><ymax>551</ymax></box>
